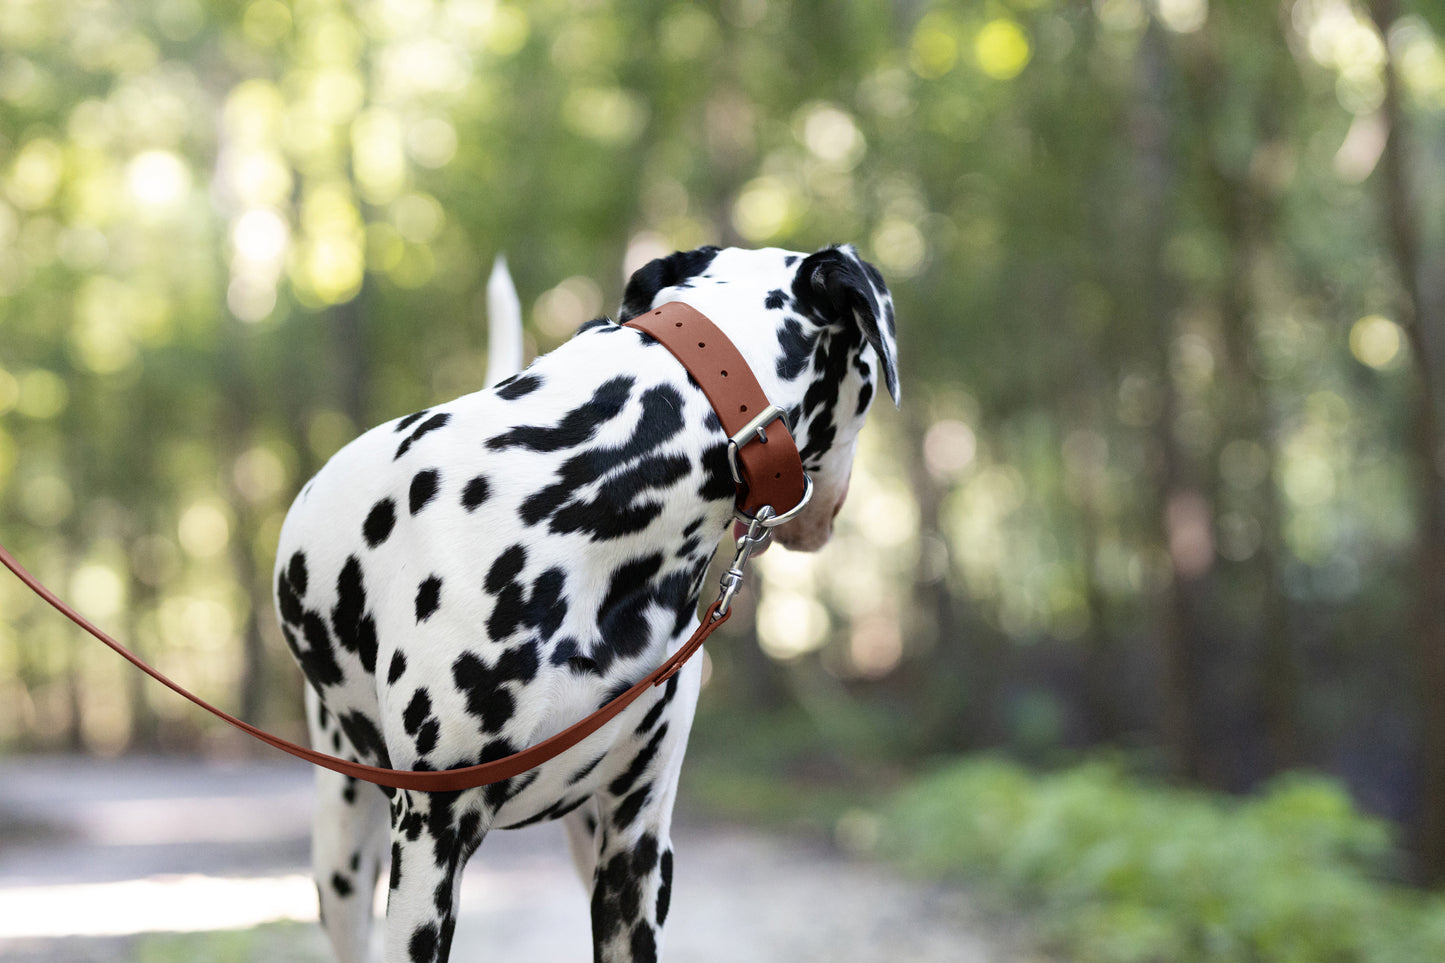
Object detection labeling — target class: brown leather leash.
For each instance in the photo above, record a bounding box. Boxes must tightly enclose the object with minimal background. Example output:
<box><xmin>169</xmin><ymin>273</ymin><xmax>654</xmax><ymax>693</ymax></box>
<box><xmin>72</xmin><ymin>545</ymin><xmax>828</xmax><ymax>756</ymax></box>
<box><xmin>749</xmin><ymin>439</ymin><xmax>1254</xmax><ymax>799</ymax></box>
<box><xmin>0</xmin><ymin>302</ymin><xmax>810</xmax><ymax>793</ymax></box>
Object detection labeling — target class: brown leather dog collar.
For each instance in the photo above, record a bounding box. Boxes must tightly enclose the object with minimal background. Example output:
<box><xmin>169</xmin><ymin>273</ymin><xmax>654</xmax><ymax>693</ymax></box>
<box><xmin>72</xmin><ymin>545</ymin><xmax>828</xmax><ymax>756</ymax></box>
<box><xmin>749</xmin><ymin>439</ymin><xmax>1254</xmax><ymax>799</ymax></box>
<box><xmin>625</xmin><ymin>302</ymin><xmax>810</xmax><ymax>521</ymax></box>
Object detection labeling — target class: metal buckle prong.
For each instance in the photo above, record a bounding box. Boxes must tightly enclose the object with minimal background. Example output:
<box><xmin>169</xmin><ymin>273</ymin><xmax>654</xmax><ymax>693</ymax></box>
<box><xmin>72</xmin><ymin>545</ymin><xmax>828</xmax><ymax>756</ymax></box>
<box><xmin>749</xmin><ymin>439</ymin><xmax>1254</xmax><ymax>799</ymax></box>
<box><xmin>726</xmin><ymin>404</ymin><xmax>790</xmax><ymax>485</ymax></box>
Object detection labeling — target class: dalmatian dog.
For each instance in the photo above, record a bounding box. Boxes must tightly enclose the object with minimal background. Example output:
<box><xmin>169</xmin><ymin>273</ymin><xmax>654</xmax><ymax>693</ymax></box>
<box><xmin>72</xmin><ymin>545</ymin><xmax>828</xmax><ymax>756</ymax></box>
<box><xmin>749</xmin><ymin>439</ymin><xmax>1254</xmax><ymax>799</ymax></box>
<box><xmin>272</xmin><ymin>243</ymin><xmax>899</xmax><ymax>963</ymax></box>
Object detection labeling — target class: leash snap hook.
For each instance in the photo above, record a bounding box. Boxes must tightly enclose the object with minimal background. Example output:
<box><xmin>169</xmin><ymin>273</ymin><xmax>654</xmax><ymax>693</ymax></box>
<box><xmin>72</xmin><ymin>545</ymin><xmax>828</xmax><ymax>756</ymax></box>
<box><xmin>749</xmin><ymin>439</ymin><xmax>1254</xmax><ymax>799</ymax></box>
<box><xmin>713</xmin><ymin>506</ymin><xmax>774</xmax><ymax>620</ymax></box>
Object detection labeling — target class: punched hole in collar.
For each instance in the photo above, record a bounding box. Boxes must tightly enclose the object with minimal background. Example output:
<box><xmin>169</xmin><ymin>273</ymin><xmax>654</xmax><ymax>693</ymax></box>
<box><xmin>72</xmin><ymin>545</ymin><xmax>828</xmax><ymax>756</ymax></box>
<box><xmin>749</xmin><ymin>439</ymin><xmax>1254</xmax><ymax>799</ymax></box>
<box><xmin>720</xmin><ymin>369</ymin><xmax>728</xmax><ymax>377</ymax></box>
<box><xmin>740</xmin><ymin>404</ymin><xmax>748</xmax><ymax>413</ymax></box>
<box><xmin>698</xmin><ymin>341</ymin><xmax>706</xmax><ymax>348</ymax></box>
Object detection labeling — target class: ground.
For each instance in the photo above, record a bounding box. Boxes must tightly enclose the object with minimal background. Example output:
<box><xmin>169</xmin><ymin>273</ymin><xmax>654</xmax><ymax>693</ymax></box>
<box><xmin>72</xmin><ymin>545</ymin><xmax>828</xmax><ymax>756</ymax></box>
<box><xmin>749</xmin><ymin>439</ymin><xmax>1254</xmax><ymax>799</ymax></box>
<box><xmin>0</xmin><ymin>754</ymin><xmax>1039</xmax><ymax>962</ymax></box>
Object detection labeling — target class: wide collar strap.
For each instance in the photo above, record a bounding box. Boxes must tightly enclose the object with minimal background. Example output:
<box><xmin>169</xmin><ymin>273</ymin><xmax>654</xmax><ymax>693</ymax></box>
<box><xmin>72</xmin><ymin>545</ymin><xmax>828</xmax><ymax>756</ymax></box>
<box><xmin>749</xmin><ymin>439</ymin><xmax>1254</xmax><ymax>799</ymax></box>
<box><xmin>625</xmin><ymin>302</ymin><xmax>808</xmax><ymax>519</ymax></box>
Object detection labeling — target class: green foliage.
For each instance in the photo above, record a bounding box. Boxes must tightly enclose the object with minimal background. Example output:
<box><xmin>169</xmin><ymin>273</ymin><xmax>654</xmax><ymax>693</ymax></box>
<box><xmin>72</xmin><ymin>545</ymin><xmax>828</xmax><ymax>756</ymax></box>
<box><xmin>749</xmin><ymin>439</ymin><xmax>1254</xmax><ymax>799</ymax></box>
<box><xmin>886</xmin><ymin>758</ymin><xmax>1445</xmax><ymax>962</ymax></box>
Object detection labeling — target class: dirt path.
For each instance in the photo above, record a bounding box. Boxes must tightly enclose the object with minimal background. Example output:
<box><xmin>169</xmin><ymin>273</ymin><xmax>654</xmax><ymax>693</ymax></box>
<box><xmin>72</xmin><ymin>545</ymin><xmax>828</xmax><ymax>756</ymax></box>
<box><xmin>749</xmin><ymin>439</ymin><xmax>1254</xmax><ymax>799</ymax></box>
<box><xmin>0</xmin><ymin>756</ymin><xmax>1036</xmax><ymax>962</ymax></box>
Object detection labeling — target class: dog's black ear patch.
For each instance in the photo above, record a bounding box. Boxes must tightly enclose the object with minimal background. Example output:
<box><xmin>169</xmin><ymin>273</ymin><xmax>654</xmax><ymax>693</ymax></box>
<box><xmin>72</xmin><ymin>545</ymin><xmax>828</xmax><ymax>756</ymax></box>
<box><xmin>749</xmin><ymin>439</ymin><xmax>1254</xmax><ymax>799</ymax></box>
<box><xmin>792</xmin><ymin>245</ymin><xmax>900</xmax><ymax>405</ymax></box>
<box><xmin>619</xmin><ymin>246</ymin><xmax>721</xmax><ymax>321</ymax></box>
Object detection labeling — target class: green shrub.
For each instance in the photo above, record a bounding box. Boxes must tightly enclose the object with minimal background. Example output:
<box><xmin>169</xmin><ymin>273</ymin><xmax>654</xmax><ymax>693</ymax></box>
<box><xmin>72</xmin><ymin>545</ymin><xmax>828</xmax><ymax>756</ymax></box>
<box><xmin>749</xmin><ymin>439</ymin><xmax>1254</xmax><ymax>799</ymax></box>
<box><xmin>886</xmin><ymin>757</ymin><xmax>1445</xmax><ymax>962</ymax></box>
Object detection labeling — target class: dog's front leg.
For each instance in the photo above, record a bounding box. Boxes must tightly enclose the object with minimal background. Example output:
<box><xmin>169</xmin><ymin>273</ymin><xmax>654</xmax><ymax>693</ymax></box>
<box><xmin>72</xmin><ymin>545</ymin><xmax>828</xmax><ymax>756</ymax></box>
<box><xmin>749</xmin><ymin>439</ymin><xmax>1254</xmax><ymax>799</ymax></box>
<box><xmin>384</xmin><ymin>790</ymin><xmax>482</xmax><ymax>963</ymax></box>
<box><xmin>588</xmin><ymin>707</ymin><xmax>691</xmax><ymax>962</ymax></box>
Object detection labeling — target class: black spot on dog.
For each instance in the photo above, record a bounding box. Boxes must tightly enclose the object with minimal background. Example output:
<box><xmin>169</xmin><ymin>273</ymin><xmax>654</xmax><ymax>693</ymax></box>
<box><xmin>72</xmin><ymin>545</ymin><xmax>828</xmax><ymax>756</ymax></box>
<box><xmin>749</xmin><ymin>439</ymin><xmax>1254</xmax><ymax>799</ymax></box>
<box><xmin>495</xmin><ymin>373</ymin><xmax>542</xmax><ymax>400</ymax></box>
<box><xmin>484</xmin><ymin>549</ymin><xmax>567</xmax><ymax>641</ymax></box>
<box><xmin>499</xmin><ymin>793</ymin><xmax>591</xmax><ymax>830</ymax></box>
<box><xmin>784</xmin><ymin>254</ymin><xmax>799</xmax><ymax>267</ymax></box>
<box><xmin>519</xmin><ymin>383</ymin><xmax>688</xmax><ymax>534</ymax></box>
<box><xmin>409</xmin><ymin>469</ymin><xmax>439</xmax><ymax>515</ymax></box>
<box><xmin>856</xmin><ymin>380</ymin><xmax>874</xmax><ymax>417</ymax></box>
<box><xmin>765</xmin><ymin>288</ymin><xmax>788</xmax><ymax>310</ymax></box>
<box><xmin>415</xmin><ymin>575</ymin><xmax>442</xmax><ymax>623</ymax></box>
<box><xmin>591</xmin><ymin>850</ymin><xmax>638</xmax><ymax>941</ymax></box>
<box><xmin>395</xmin><ymin>410</ymin><xmax>429</xmax><ymax>433</ymax></box>
<box><xmin>549</xmin><ymin>636</ymin><xmax>579</xmax><ymax>665</ymax></box>
<box><xmin>415</xmin><ymin>720</ymin><xmax>439</xmax><ymax>755</ymax></box>
<box><xmin>363</xmin><ymin>498</ymin><xmax>396</xmax><ymax>547</ymax></box>
<box><xmin>338</xmin><ymin>710</ymin><xmax>391</xmax><ymax>769</ymax></box>
<box><xmin>698</xmin><ymin>442</ymin><xmax>734</xmax><ymax>502</ymax></box>
<box><xmin>408</xmin><ymin>922</ymin><xmax>438</xmax><ymax>963</ymax></box>
<box><xmin>388</xmin><ymin>651</ymin><xmax>407</xmax><ymax>684</ymax></box>
<box><xmin>461</xmin><ymin>474</ymin><xmax>490</xmax><ymax>511</ymax></box>
<box><xmin>570</xmin><ymin>754</ymin><xmax>606</xmax><ymax>785</ymax></box>
<box><xmin>526</xmin><ymin>568</ymin><xmax>567</xmax><ymax>640</ymax></box>
<box><xmin>330</xmin><ymin>871</ymin><xmax>353</xmax><ymax>898</ymax></box>
<box><xmin>575</xmin><ymin>316</ymin><xmax>614</xmax><ymax>335</ymax></box>
<box><xmin>277</xmin><ymin>566</ymin><xmax>305</xmax><ymax>626</ymax></box>
<box><xmin>613</xmin><ymin>783</ymin><xmax>652</xmax><ymax>830</ymax></box>
<box><xmin>287</xmin><ymin>551</ymin><xmax>309</xmax><ymax>597</ymax></box>
<box><xmin>795</xmin><ymin>325</ymin><xmax>863</xmax><ymax>469</ymax></box>
<box><xmin>451</xmin><ymin>647</ymin><xmax>538</xmax><ymax>733</ymax></box>
<box><xmin>404</xmin><ymin>688</ymin><xmax>431</xmax><ymax>734</ymax></box>
<box><xmin>635</xmin><ymin>676</ymin><xmax>678</xmax><ymax>735</ymax></box>
<box><xmin>775</xmin><ymin>317</ymin><xmax>817</xmax><ymax>380</ymax></box>
<box><xmin>285</xmin><ymin>612</ymin><xmax>345</xmax><ymax>688</ymax></box>
<box><xmin>631</xmin><ymin>922</ymin><xmax>659</xmax><ymax>963</ymax></box>
<box><xmin>332</xmin><ymin>556</ymin><xmax>378</xmax><ymax>674</ymax></box>
<box><xmin>389</xmin><ymin>841</ymin><xmax>402</xmax><ymax>889</ymax></box>
<box><xmin>632</xmin><ymin>833</ymin><xmax>660</xmax><ymax>875</ymax></box>
<box><xmin>485</xmin><ymin>545</ymin><xmax>526</xmax><ymax>594</ymax></box>
<box><xmin>395</xmin><ymin>411</ymin><xmax>451</xmax><ymax>460</ymax></box>
<box><xmin>544</xmin><ymin>456</ymin><xmax>688</xmax><ymax>540</ymax></box>
<box><xmin>657</xmin><ymin>849</ymin><xmax>673</xmax><ymax>924</ymax></box>
<box><xmin>487</xmin><ymin>376</ymin><xmax>633</xmax><ymax>453</ymax></box>
<box><xmin>609</xmin><ymin>724</ymin><xmax>669</xmax><ymax>798</ymax></box>
<box><xmin>596</xmin><ymin>553</ymin><xmax>664</xmax><ymax>666</ymax></box>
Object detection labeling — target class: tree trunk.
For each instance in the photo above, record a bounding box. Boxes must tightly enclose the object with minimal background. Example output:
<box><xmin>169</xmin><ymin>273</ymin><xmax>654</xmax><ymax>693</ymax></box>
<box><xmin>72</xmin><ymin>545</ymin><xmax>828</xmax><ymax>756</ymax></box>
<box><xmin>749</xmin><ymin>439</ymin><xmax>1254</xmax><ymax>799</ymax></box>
<box><xmin>1371</xmin><ymin>0</ymin><xmax>1445</xmax><ymax>883</ymax></box>
<box><xmin>1131</xmin><ymin>21</ymin><xmax>1210</xmax><ymax>782</ymax></box>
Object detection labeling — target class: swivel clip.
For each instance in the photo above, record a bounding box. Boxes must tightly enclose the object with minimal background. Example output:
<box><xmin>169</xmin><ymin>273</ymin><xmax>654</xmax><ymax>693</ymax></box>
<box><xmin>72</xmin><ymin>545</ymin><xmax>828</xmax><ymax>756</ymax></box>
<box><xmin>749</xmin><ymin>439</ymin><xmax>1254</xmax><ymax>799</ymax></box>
<box><xmin>712</xmin><ymin>506</ymin><xmax>775</xmax><ymax>620</ymax></box>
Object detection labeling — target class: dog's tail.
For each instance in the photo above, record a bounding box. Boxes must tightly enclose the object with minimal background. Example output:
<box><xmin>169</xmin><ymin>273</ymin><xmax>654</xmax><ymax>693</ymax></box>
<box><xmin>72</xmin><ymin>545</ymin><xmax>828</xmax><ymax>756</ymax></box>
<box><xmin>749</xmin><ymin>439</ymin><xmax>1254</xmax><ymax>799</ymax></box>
<box><xmin>485</xmin><ymin>253</ymin><xmax>524</xmax><ymax>387</ymax></box>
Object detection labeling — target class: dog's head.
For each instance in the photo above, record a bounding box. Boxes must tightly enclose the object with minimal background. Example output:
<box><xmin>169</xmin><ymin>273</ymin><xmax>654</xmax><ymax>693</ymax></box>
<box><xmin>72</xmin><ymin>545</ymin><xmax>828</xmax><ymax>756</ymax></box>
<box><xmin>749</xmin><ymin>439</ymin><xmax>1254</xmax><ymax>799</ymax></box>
<box><xmin>620</xmin><ymin>244</ymin><xmax>899</xmax><ymax>552</ymax></box>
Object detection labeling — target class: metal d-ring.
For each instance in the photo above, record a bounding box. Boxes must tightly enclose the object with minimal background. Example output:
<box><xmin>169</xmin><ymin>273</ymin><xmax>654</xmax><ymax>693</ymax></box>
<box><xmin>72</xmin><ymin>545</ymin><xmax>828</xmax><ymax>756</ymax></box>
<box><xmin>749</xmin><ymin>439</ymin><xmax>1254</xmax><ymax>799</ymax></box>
<box><xmin>734</xmin><ymin>473</ymin><xmax>814</xmax><ymax>529</ymax></box>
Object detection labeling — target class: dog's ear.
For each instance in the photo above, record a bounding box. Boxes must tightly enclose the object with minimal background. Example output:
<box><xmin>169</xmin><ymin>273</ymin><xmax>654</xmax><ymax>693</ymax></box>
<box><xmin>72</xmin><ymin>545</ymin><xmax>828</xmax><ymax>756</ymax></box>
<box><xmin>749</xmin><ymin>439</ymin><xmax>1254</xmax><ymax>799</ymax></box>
<box><xmin>619</xmin><ymin>246</ymin><xmax>722</xmax><ymax>321</ymax></box>
<box><xmin>793</xmin><ymin>245</ymin><xmax>900</xmax><ymax>405</ymax></box>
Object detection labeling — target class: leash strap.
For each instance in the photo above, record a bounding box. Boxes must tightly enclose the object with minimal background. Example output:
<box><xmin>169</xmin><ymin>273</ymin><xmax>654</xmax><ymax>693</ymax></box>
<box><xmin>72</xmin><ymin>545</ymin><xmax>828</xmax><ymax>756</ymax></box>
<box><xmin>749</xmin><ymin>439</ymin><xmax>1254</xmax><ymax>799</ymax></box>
<box><xmin>0</xmin><ymin>539</ymin><xmax>728</xmax><ymax>792</ymax></box>
<box><xmin>0</xmin><ymin>301</ymin><xmax>807</xmax><ymax>793</ymax></box>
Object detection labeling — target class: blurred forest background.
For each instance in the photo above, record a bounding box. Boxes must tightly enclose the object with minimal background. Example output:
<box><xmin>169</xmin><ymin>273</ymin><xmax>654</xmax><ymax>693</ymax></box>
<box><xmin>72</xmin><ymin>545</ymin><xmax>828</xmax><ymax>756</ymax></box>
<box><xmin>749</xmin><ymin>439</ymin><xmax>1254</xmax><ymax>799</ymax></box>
<box><xmin>4</xmin><ymin>0</ymin><xmax>1445</xmax><ymax>944</ymax></box>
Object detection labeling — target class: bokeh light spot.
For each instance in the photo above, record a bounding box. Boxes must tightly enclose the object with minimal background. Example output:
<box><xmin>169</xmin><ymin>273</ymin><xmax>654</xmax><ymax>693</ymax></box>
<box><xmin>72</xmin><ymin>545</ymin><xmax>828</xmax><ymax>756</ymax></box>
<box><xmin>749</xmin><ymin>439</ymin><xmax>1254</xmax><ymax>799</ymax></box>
<box><xmin>179</xmin><ymin>501</ymin><xmax>232</xmax><ymax>559</ymax></box>
<box><xmin>1350</xmin><ymin>314</ymin><xmax>1403</xmax><ymax>369</ymax></box>
<box><xmin>126</xmin><ymin>150</ymin><xmax>190</xmax><ymax>208</ymax></box>
<box><xmin>732</xmin><ymin>177</ymin><xmax>798</xmax><ymax>243</ymax></box>
<box><xmin>910</xmin><ymin>13</ymin><xmax>959</xmax><ymax>79</ymax></box>
<box><xmin>975</xmin><ymin>19</ymin><xmax>1031</xmax><ymax>80</ymax></box>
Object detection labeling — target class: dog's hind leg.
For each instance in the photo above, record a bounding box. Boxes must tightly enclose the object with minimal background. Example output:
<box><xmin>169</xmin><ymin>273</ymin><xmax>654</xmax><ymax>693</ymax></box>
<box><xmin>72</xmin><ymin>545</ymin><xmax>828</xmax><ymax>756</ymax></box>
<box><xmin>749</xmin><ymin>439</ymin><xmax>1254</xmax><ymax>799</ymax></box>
<box><xmin>307</xmin><ymin>688</ymin><xmax>390</xmax><ymax>963</ymax></box>
<box><xmin>383</xmin><ymin>789</ymin><xmax>484</xmax><ymax>963</ymax></box>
